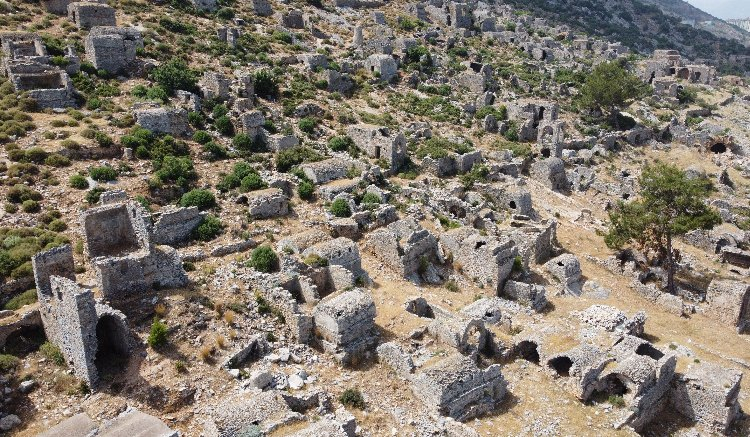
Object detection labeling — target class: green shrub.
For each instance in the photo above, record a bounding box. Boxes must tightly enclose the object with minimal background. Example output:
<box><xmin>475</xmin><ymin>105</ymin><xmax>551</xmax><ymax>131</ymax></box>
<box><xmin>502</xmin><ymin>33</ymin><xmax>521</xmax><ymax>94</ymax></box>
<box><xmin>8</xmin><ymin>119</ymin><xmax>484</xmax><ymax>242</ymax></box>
<box><xmin>147</xmin><ymin>318</ymin><xmax>169</xmax><ymax>348</ymax></box>
<box><xmin>607</xmin><ymin>395</ymin><xmax>625</xmax><ymax>408</ymax></box>
<box><xmin>153</xmin><ymin>155</ymin><xmax>197</xmax><ymax>188</ymax></box>
<box><xmin>216</xmin><ymin>7</ymin><xmax>234</xmax><ymax>19</ymax></box>
<box><xmin>94</xmin><ymin>131</ymin><xmax>113</xmax><ymax>147</ymax></box>
<box><xmin>416</xmin><ymin>137</ymin><xmax>472</xmax><ymax>159</ymax></box>
<box><xmin>276</xmin><ymin>146</ymin><xmax>322</xmax><ymax>172</ymax></box>
<box><xmin>240</xmin><ymin>173</ymin><xmax>267</xmax><ymax>192</ymax></box>
<box><xmin>361</xmin><ymin>192</ymin><xmax>380</xmax><ymax>205</ymax></box>
<box><xmin>232</xmin><ymin>133</ymin><xmax>255</xmax><ymax>152</ymax></box>
<box><xmin>179</xmin><ymin>189</ymin><xmax>216</xmax><ymax>210</ymax></box>
<box><xmin>298</xmin><ymin>117</ymin><xmax>317</xmax><ymax>134</ymax></box>
<box><xmin>145</xmin><ymin>86</ymin><xmax>168</xmax><ymax>102</ymax></box>
<box><xmin>215</xmin><ymin>115</ymin><xmax>234</xmax><ymax>136</ymax></box>
<box><xmin>329</xmin><ymin>198</ymin><xmax>351</xmax><ymax>218</ymax></box>
<box><xmin>3</xmin><ymin>288</ymin><xmax>37</xmax><ymax>310</ymax></box>
<box><xmin>44</xmin><ymin>153</ymin><xmax>70</xmax><ymax>167</ymax></box>
<box><xmin>254</xmin><ymin>70</ymin><xmax>279</xmax><ymax>100</ymax></box>
<box><xmin>193</xmin><ymin>130</ymin><xmax>212</xmax><ymax>144</ymax></box>
<box><xmin>0</xmin><ymin>354</ymin><xmax>19</xmax><ymax>374</ymax></box>
<box><xmin>328</xmin><ymin>135</ymin><xmax>355</xmax><ymax>153</ymax></box>
<box><xmin>512</xmin><ymin>255</ymin><xmax>523</xmax><ymax>273</ymax></box>
<box><xmin>297</xmin><ymin>180</ymin><xmax>314</xmax><ymax>200</ymax></box>
<box><xmin>25</xmin><ymin>147</ymin><xmax>48</xmax><ymax>163</ymax></box>
<box><xmin>248</xmin><ymin>246</ymin><xmax>278</xmax><ymax>273</ymax></box>
<box><xmin>7</xmin><ymin>185</ymin><xmax>42</xmax><ymax>203</ymax></box>
<box><xmin>303</xmin><ymin>253</ymin><xmax>328</xmax><ymax>267</ymax></box>
<box><xmin>21</xmin><ymin>200</ymin><xmax>40</xmax><ymax>213</ymax></box>
<box><xmin>48</xmin><ymin>219</ymin><xmax>67</xmax><ymax>232</ymax></box>
<box><xmin>40</xmin><ymin>341</ymin><xmax>65</xmax><ymax>366</ymax></box>
<box><xmin>149</xmin><ymin>58</ymin><xmax>198</xmax><ymax>95</ymax></box>
<box><xmin>339</xmin><ymin>388</ymin><xmax>365</xmax><ymax>409</ymax></box>
<box><xmin>203</xmin><ymin>141</ymin><xmax>227</xmax><ymax>160</ymax></box>
<box><xmin>85</xmin><ymin>187</ymin><xmax>106</xmax><ymax>205</ymax></box>
<box><xmin>89</xmin><ymin>166</ymin><xmax>117</xmax><ymax>182</ymax></box>
<box><xmin>475</xmin><ymin>105</ymin><xmax>507</xmax><ymax>121</ymax></box>
<box><xmin>193</xmin><ymin>215</ymin><xmax>222</xmax><ymax>241</ymax></box>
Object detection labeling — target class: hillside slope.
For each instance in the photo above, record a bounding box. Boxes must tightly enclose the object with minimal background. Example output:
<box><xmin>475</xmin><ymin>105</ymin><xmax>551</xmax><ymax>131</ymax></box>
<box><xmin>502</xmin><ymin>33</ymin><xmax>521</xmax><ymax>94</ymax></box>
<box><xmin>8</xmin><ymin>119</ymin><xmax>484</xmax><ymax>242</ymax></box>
<box><xmin>642</xmin><ymin>0</ymin><xmax>750</xmax><ymax>46</ymax></box>
<box><xmin>505</xmin><ymin>0</ymin><xmax>750</xmax><ymax>74</ymax></box>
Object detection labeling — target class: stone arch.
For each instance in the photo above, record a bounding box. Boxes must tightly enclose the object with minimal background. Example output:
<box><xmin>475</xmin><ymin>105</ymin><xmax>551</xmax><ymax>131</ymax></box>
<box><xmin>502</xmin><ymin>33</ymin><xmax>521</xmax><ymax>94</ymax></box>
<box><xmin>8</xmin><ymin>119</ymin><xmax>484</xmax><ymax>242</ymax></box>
<box><xmin>710</xmin><ymin>142</ymin><xmax>727</xmax><ymax>154</ymax></box>
<box><xmin>94</xmin><ymin>315</ymin><xmax>130</xmax><ymax>378</ymax></box>
<box><xmin>548</xmin><ymin>355</ymin><xmax>573</xmax><ymax>377</ymax></box>
<box><xmin>515</xmin><ymin>340</ymin><xmax>540</xmax><ymax>364</ymax></box>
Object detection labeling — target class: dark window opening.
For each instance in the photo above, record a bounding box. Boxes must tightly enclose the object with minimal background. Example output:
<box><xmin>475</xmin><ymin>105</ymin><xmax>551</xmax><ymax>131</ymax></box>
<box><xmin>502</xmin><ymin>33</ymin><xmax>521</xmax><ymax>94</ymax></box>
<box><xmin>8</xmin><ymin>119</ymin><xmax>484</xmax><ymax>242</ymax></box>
<box><xmin>94</xmin><ymin>315</ymin><xmax>129</xmax><ymax>379</ymax></box>
<box><xmin>516</xmin><ymin>340</ymin><xmax>540</xmax><ymax>364</ymax></box>
<box><xmin>509</xmin><ymin>201</ymin><xmax>516</xmax><ymax>209</ymax></box>
<box><xmin>541</xmin><ymin>148</ymin><xmax>551</xmax><ymax>158</ymax></box>
<box><xmin>548</xmin><ymin>356</ymin><xmax>573</xmax><ymax>377</ymax></box>
<box><xmin>710</xmin><ymin>143</ymin><xmax>727</xmax><ymax>154</ymax></box>
<box><xmin>635</xmin><ymin>343</ymin><xmax>664</xmax><ymax>360</ymax></box>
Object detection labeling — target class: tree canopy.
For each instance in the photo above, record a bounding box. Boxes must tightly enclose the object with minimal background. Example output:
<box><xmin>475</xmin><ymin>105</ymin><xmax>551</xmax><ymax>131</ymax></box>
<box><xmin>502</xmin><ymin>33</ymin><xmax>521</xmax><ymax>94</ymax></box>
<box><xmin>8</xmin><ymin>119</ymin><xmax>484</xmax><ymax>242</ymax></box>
<box><xmin>579</xmin><ymin>61</ymin><xmax>650</xmax><ymax>127</ymax></box>
<box><xmin>605</xmin><ymin>162</ymin><xmax>721</xmax><ymax>292</ymax></box>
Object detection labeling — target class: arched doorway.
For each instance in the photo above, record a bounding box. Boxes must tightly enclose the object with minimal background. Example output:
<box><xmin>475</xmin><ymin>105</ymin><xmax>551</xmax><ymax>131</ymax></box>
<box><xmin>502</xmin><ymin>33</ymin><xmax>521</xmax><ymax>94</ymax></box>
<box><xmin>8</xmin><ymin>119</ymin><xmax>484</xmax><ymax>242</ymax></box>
<box><xmin>94</xmin><ymin>315</ymin><xmax>129</xmax><ymax>379</ymax></box>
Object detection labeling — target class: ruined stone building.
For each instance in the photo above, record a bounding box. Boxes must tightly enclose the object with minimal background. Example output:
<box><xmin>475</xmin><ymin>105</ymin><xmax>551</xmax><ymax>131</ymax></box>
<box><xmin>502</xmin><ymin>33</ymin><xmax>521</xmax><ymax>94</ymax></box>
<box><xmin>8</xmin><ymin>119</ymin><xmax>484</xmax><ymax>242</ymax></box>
<box><xmin>346</xmin><ymin>124</ymin><xmax>407</xmax><ymax>172</ymax></box>
<box><xmin>67</xmin><ymin>2</ymin><xmax>116</xmax><ymax>29</ymax></box>
<box><xmin>32</xmin><ymin>245</ymin><xmax>132</xmax><ymax>388</ymax></box>
<box><xmin>1</xmin><ymin>32</ymin><xmax>76</xmax><ymax>108</ymax></box>
<box><xmin>82</xmin><ymin>199</ymin><xmax>188</xmax><ymax>301</ymax></box>
<box><xmin>313</xmin><ymin>288</ymin><xmax>378</xmax><ymax>365</ymax></box>
<box><xmin>84</xmin><ymin>26</ymin><xmax>142</xmax><ymax>74</ymax></box>
<box><xmin>640</xmin><ymin>50</ymin><xmax>718</xmax><ymax>85</ymax></box>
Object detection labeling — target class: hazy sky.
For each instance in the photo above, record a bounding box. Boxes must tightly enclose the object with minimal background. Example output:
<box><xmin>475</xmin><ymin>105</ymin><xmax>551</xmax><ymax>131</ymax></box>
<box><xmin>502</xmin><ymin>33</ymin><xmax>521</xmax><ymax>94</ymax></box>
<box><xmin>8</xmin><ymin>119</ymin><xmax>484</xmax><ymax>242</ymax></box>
<box><xmin>686</xmin><ymin>0</ymin><xmax>750</xmax><ymax>19</ymax></box>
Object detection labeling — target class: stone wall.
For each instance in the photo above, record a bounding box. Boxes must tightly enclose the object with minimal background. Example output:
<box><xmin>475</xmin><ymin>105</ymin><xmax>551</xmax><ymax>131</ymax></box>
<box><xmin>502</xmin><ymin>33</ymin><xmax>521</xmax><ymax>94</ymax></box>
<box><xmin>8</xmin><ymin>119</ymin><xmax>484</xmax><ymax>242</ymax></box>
<box><xmin>313</xmin><ymin>289</ymin><xmax>378</xmax><ymax>364</ymax></box>
<box><xmin>84</xmin><ymin>26</ymin><xmax>142</xmax><ymax>74</ymax></box>
<box><xmin>151</xmin><ymin>206</ymin><xmax>205</xmax><ymax>246</ymax></box>
<box><xmin>67</xmin><ymin>2</ymin><xmax>116</xmax><ymax>29</ymax></box>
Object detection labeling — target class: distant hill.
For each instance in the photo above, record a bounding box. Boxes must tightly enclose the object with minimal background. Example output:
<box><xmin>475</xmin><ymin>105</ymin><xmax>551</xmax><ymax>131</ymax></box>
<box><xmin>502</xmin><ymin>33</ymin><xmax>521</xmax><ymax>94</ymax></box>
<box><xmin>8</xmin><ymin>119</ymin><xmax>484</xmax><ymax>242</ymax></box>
<box><xmin>641</xmin><ymin>0</ymin><xmax>750</xmax><ymax>47</ymax></box>
<box><xmin>503</xmin><ymin>0</ymin><xmax>750</xmax><ymax>74</ymax></box>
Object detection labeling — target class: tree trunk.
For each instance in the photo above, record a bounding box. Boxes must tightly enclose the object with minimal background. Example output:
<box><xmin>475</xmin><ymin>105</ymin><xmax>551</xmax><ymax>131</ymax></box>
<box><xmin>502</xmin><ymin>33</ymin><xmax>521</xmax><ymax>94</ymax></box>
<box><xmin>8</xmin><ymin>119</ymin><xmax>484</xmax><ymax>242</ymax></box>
<box><xmin>666</xmin><ymin>233</ymin><xmax>675</xmax><ymax>294</ymax></box>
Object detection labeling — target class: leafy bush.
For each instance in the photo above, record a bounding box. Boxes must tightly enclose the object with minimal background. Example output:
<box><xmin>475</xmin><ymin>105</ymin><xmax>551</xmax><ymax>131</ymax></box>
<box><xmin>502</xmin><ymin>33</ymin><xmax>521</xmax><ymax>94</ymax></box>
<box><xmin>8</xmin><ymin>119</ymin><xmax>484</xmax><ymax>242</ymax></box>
<box><xmin>85</xmin><ymin>187</ymin><xmax>106</xmax><ymax>205</ymax></box>
<box><xmin>44</xmin><ymin>153</ymin><xmax>70</xmax><ymax>167</ymax></box>
<box><xmin>89</xmin><ymin>166</ymin><xmax>117</xmax><ymax>182</ymax></box>
<box><xmin>328</xmin><ymin>135</ymin><xmax>355</xmax><ymax>153</ymax></box>
<box><xmin>276</xmin><ymin>146</ymin><xmax>322</xmax><ymax>172</ymax></box>
<box><xmin>202</xmin><ymin>141</ymin><xmax>227</xmax><ymax>160</ymax></box>
<box><xmin>149</xmin><ymin>58</ymin><xmax>198</xmax><ymax>95</ymax></box>
<box><xmin>475</xmin><ymin>105</ymin><xmax>508</xmax><ymax>121</ymax></box>
<box><xmin>0</xmin><ymin>354</ymin><xmax>19</xmax><ymax>374</ymax></box>
<box><xmin>193</xmin><ymin>130</ymin><xmax>212</xmax><ymax>144</ymax></box>
<box><xmin>216</xmin><ymin>7</ymin><xmax>234</xmax><ymax>19</ymax></box>
<box><xmin>3</xmin><ymin>288</ymin><xmax>37</xmax><ymax>310</ymax></box>
<box><xmin>147</xmin><ymin>318</ymin><xmax>168</xmax><ymax>348</ymax></box>
<box><xmin>40</xmin><ymin>341</ymin><xmax>65</xmax><ymax>366</ymax></box>
<box><xmin>0</xmin><ymin>226</ymin><xmax>68</xmax><ymax>281</ymax></box>
<box><xmin>21</xmin><ymin>200</ymin><xmax>40</xmax><ymax>213</ymax></box>
<box><xmin>303</xmin><ymin>253</ymin><xmax>328</xmax><ymax>267</ymax></box>
<box><xmin>298</xmin><ymin>117</ymin><xmax>317</xmax><ymax>134</ymax></box>
<box><xmin>7</xmin><ymin>185</ymin><xmax>42</xmax><ymax>203</ymax></box>
<box><xmin>179</xmin><ymin>189</ymin><xmax>216</xmax><ymax>210</ymax></box>
<box><xmin>153</xmin><ymin>155</ymin><xmax>197</xmax><ymax>188</ymax></box>
<box><xmin>416</xmin><ymin>137</ymin><xmax>473</xmax><ymax>159</ymax></box>
<box><xmin>240</xmin><ymin>172</ymin><xmax>267</xmax><ymax>192</ymax></box>
<box><xmin>254</xmin><ymin>70</ymin><xmax>279</xmax><ymax>100</ymax></box>
<box><xmin>248</xmin><ymin>246</ymin><xmax>278</xmax><ymax>273</ymax></box>
<box><xmin>361</xmin><ymin>192</ymin><xmax>381</xmax><ymax>205</ymax></box>
<box><xmin>193</xmin><ymin>215</ymin><xmax>223</xmax><ymax>241</ymax></box>
<box><xmin>297</xmin><ymin>180</ymin><xmax>314</xmax><ymax>200</ymax></box>
<box><xmin>329</xmin><ymin>199</ymin><xmax>351</xmax><ymax>218</ymax></box>
<box><xmin>232</xmin><ymin>133</ymin><xmax>258</xmax><ymax>152</ymax></box>
<box><xmin>215</xmin><ymin>115</ymin><xmax>234</xmax><ymax>136</ymax></box>
<box><xmin>339</xmin><ymin>388</ymin><xmax>365</xmax><ymax>409</ymax></box>
<box><xmin>217</xmin><ymin>162</ymin><xmax>256</xmax><ymax>192</ymax></box>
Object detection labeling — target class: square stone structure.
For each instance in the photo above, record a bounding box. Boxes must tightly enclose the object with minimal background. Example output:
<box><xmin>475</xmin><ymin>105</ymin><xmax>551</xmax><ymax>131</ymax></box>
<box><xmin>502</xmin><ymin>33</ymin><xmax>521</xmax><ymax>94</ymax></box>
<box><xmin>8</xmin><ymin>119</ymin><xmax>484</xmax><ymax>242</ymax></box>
<box><xmin>81</xmin><ymin>201</ymin><xmax>188</xmax><ymax>300</ymax></box>
<box><xmin>410</xmin><ymin>353</ymin><xmax>506</xmax><ymax>421</ymax></box>
<box><xmin>313</xmin><ymin>288</ymin><xmax>378</xmax><ymax>365</ymax></box>
<box><xmin>84</xmin><ymin>26</ymin><xmax>142</xmax><ymax>74</ymax></box>
<box><xmin>67</xmin><ymin>2</ymin><xmax>116</xmax><ymax>30</ymax></box>
<box><xmin>346</xmin><ymin>124</ymin><xmax>407</xmax><ymax>171</ymax></box>
<box><xmin>705</xmin><ymin>280</ymin><xmax>750</xmax><ymax>333</ymax></box>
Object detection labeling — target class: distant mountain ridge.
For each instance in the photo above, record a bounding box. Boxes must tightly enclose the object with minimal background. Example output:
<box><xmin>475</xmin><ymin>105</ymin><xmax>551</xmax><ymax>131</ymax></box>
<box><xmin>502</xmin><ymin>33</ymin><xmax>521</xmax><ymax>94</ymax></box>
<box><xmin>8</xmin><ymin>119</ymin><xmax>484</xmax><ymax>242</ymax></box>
<box><xmin>502</xmin><ymin>0</ymin><xmax>750</xmax><ymax>74</ymax></box>
<box><xmin>640</xmin><ymin>0</ymin><xmax>750</xmax><ymax>47</ymax></box>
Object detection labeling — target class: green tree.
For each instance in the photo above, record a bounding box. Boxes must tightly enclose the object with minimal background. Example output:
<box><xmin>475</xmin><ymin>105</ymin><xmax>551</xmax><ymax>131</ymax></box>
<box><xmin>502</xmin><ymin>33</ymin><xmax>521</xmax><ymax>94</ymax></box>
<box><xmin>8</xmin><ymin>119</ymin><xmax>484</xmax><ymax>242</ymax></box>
<box><xmin>605</xmin><ymin>163</ymin><xmax>721</xmax><ymax>293</ymax></box>
<box><xmin>149</xmin><ymin>59</ymin><xmax>198</xmax><ymax>95</ymax></box>
<box><xmin>579</xmin><ymin>61</ymin><xmax>649</xmax><ymax>128</ymax></box>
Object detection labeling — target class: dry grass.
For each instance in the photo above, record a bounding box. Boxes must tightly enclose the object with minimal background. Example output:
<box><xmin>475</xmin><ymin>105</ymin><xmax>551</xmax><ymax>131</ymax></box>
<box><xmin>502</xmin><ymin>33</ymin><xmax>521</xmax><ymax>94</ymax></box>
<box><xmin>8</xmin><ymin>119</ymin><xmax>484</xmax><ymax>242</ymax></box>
<box><xmin>198</xmin><ymin>344</ymin><xmax>213</xmax><ymax>362</ymax></box>
<box><xmin>215</xmin><ymin>335</ymin><xmax>226</xmax><ymax>349</ymax></box>
<box><xmin>223</xmin><ymin>310</ymin><xmax>235</xmax><ymax>325</ymax></box>
<box><xmin>154</xmin><ymin>303</ymin><xmax>167</xmax><ymax>317</ymax></box>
